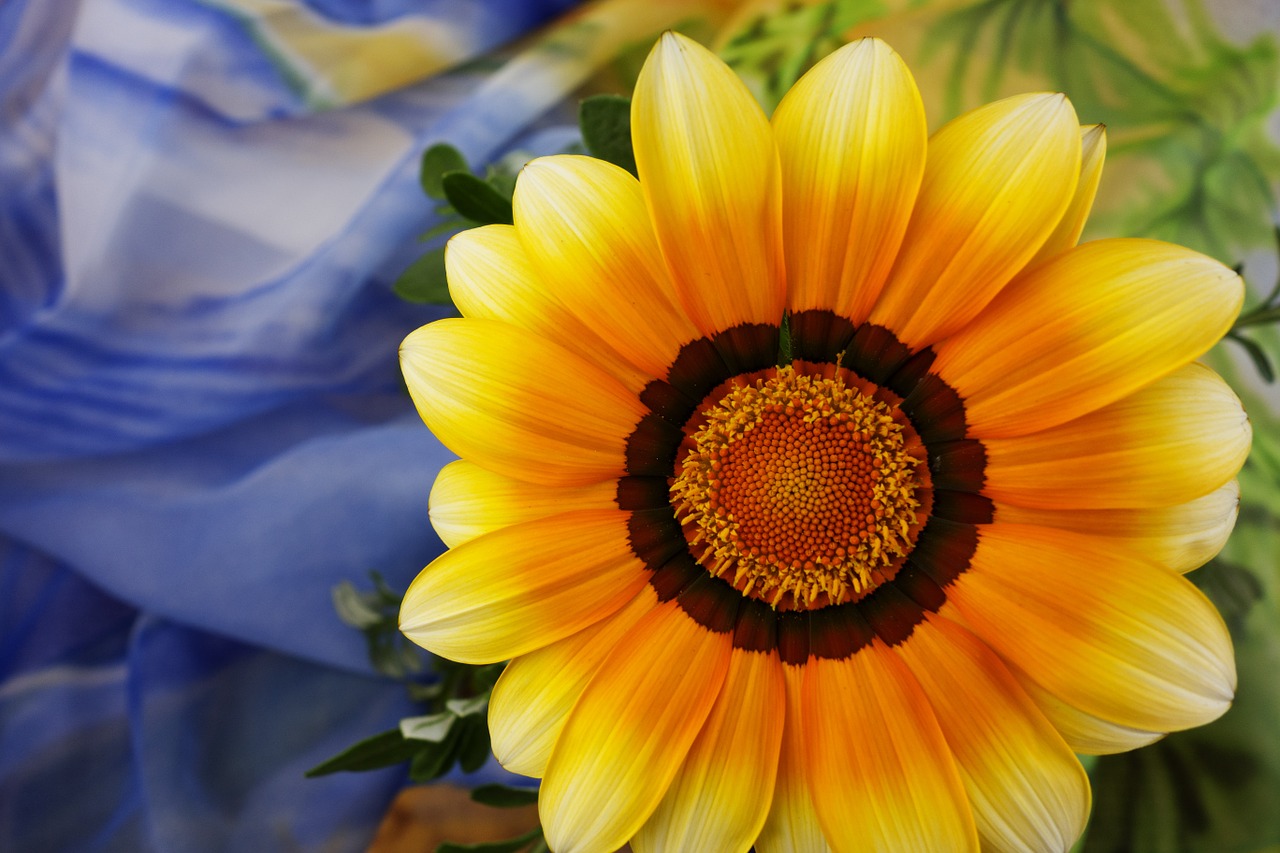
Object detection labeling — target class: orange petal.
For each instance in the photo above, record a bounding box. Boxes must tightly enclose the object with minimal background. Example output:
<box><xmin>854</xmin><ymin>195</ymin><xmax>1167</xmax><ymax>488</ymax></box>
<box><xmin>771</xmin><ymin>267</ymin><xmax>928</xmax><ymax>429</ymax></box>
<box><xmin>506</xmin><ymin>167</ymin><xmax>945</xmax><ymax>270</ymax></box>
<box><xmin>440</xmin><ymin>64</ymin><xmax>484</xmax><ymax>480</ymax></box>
<box><xmin>429</xmin><ymin>460</ymin><xmax>616</xmax><ymax>548</ymax></box>
<box><xmin>756</xmin><ymin>665</ymin><xmax>833</xmax><ymax>853</ymax></box>
<box><xmin>1007</xmin><ymin>659</ymin><xmax>1165</xmax><ymax>755</ymax></box>
<box><xmin>445</xmin><ymin>224</ymin><xmax>651</xmax><ymax>392</ymax></box>
<box><xmin>539</xmin><ymin>601</ymin><xmax>733</xmax><ymax>853</ymax></box>
<box><xmin>1025</xmin><ymin>124</ymin><xmax>1107</xmax><ymax>269</ymax></box>
<box><xmin>632</xmin><ymin>31</ymin><xmax>785</xmax><ymax>335</ymax></box>
<box><xmin>947</xmin><ymin>523</ymin><xmax>1236</xmax><ymax>733</ymax></box>
<box><xmin>803</xmin><ymin>644</ymin><xmax>979</xmax><ymax>852</ymax></box>
<box><xmin>488</xmin><ymin>585</ymin><xmax>657</xmax><ymax>777</ymax></box>
<box><xmin>401</xmin><ymin>318</ymin><xmax>646</xmax><ymax>486</ymax></box>
<box><xmin>931</xmin><ymin>239</ymin><xmax>1244</xmax><ymax>438</ymax></box>
<box><xmin>399</xmin><ymin>510</ymin><xmax>648</xmax><ymax>664</ymax></box>
<box><xmin>773</xmin><ymin>38</ymin><xmax>926</xmax><ymax>323</ymax></box>
<box><xmin>982</xmin><ymin>363</ymin><xmax>1250</xmax><ymax>509</ymax></box>
<box><xmin>633</xmin><ymin>648</ymin><xmax>785</xmax><ymax>853</ymax></box>
<box><xmin>993</xmin><ymin>480</ymin><xmax>1241</xmax><ymax>574</ymax></box>
<box><xmin>898</xmin><ymin>614</ymin><xmax>1091</xmax><ymax>852</ymax></box>
<box><xmin>513</xmin><ymin>155</ymin><xmax>700</xmax><ymax>377</ymax></box>
<box><xmin>869</xmin><ymin>93</ymin><xmax>1080</xmax><ymax>348</ymax></box>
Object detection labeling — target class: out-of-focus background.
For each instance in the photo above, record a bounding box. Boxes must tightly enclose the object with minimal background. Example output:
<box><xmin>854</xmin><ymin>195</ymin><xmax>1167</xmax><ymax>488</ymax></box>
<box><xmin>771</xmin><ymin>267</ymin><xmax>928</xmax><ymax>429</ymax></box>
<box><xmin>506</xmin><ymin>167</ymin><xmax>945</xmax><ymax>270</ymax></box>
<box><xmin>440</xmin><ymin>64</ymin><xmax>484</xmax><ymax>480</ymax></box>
<box><xmin>1</xmin><ymin>1</ymin><xmax>1277</xmax><ymax>851</ymax></box>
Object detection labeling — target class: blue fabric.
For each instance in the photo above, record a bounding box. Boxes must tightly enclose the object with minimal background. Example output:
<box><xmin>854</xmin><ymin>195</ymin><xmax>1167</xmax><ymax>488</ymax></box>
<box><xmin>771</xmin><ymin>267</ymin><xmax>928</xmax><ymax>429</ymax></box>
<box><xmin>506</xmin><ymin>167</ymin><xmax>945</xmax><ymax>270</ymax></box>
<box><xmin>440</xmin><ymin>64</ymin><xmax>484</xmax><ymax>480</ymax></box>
<box><xmin>0</xmin><ymin>0</ymin><xmax>591</xmax><ymax>849</ymax></box>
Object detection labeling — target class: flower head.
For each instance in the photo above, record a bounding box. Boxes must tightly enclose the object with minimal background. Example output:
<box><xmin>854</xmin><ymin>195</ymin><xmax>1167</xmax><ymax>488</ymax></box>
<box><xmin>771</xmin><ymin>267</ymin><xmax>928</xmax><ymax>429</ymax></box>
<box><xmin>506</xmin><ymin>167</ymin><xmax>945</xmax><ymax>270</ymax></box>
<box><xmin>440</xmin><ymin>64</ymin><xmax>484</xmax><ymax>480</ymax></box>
<box><xmin>400</xmin><ymin>32</ymin><xmax>1248</xmax><ymax>853</ymax></box>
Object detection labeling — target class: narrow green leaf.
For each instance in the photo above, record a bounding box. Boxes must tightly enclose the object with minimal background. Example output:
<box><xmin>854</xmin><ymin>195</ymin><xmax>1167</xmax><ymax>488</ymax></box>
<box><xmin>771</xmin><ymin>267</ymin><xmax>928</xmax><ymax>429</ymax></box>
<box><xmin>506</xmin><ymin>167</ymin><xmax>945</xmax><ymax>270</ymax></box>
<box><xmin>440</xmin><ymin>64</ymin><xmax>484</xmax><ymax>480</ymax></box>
<box><xmin>441</xmin><ymin>171</ymin><xmax>514</xmax><ymax>225</ymax></box>
<box><xmin>1193</xmin><ymin>559</ymin><xmax>1265</xmax><ymax>633</ymax></box>
<box><xmin>457</xmin><ymin>717</ymin><xmax>493</xmax><ymax>774</ymax></box>
<box><xmin>400</xmin><ymin>711</ymin><xmax>456</xmax><ymax>743</ymax></box>
<box><xmin>421</xmin><ymin>144</ymin><xmax>469</xmax><ymax>199</ymax></box>
<box><xmin>408</xmin><ymin>731</ymin><xmax>459</xmax><ymax>783</ymax></box>
<box><xmin>1228</xmin><ymin>333</ymin><xmax>1275</xmax><ymax>383</ymax></box>
<box><xmin>436</xmin><ymin>826</ymin><xmax>543</xmax><ymax>853</ymax></box>
<box><xmin>470</xmin><ymin>784</ymin><xmax>539</xmax><ymax>808</ymax></box>
<box><xmin>579</xmin><ymin>95</ymin><xmax>637</xmax><ymax>176</ymax></box>
<box><xmin>305</xmin><ymin>729</ymin><xmax>422</xmax><ymax>777</ymax></box>
<box><xmin>393</xmin><ymin>247</ymin><xmax>451</xmax><ymax>304</ymax></box>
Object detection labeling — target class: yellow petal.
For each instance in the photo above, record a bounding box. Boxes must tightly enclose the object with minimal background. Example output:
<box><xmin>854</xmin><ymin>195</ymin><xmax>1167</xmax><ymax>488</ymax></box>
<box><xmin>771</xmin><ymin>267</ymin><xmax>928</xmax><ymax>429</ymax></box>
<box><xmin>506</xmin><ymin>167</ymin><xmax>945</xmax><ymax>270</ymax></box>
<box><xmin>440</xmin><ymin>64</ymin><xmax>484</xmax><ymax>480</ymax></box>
<box><xmin>401</xmin><ymin>318</ymin><xmax>646</xmax><ymax>486</ymax></box>
<box><xmin>488</xmin><ymin>585</ymin><xmax>657</xmax><ymax>777</ymax></box>
<box><xmin>513</xmin><ymin>155</ymin><xmax>700</xmax><ymax>377</ymax></box>
<box><xmin>633</xmin><ymin>648</ymin><xmax>785</xmax><ymax>853</ymax></box>
<box><xmin>756</xmin><ymin>665</ymin><xmax>833</xmax><ymax>853</ymax></box>
<box><xmin>803</xmin><ymin>644</ymin><xmax>979</xmax><ymax>853</ymax></box>
<box><xmin>773</xmin><ymin>38</ymin><xmax>926</xmax><ymax>325</ymax></box>
<box><xmin>947</xmin><ymin>523</ymin><xmax>1236</xmax><ymax>733</ymax></box>
<box><xmin>898</xmin><ymin>614</ymin><xmax>1091</xmax><ymax>853</ymax></box>
<box><xmin>1006</xmin><ymin>659</ymin><xmax>1164</xmax><ymax>755</ymax></box>
<box><xmin>932</xmin><ymin>239</ymin><xmax>1245</xmax><ymax>438</ymax></box>
<box><xmin>869</xmin><ymin>93</ymin><xmax>1080</xmax><ymax>348</ymax></box>
<box><xmin>399</xmin><ymin>510</ymin><xmax>648</xmax><ymax>664</ymax></box>
<box><xmin>1026</xmin><ymin>124</ymin><xmax>1107</xmax><ymax>269</ymax></box>
<box><xmin>445</xmin><ymin>224</ymin><xmax>650</xmax><ymax>392</ymax></box>
<box><xmin>994</xmin><ymin>480</ymin><xmax>1241</xmax><ymax>573</ymax></box>
<box><xmin>429</xmin><ymin>460</ymin><xmax>617</xmax><ymax>548</ymax></box>
<box><xmin>632</xmin><ymin>31</ymin><xmax>784</xmax><ymax>336</ymax></box>
<box><xmin>982</xmin><ymin>363</ymin><xmax>1250</xmax><ymax>509</ymax></box>
<box><xmin>540</xmin><ymin>600</ymin><xmax>732</xmax><ymax>853</ymax></box>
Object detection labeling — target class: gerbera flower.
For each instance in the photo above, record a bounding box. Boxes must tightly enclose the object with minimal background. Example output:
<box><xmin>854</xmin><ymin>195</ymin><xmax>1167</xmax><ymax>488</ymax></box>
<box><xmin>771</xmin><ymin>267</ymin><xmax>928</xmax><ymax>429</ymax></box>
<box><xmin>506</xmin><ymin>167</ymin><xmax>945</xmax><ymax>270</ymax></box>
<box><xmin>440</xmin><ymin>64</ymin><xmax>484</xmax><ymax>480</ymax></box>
<box><xmin>399</xmin><ymin>32</ymin><xmax>1249</xmax><ymax>853</ymax></box>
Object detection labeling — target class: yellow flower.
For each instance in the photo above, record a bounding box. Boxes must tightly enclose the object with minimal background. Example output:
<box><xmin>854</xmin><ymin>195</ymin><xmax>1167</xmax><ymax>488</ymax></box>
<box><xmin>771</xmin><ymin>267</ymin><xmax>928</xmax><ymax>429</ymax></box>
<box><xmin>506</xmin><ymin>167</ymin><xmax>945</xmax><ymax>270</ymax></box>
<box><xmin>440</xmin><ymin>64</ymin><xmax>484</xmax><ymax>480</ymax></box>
<box><xmin>399</xmin><ymin>32</ymin><xmax>1249</xmax><ymax>853</ymax></box>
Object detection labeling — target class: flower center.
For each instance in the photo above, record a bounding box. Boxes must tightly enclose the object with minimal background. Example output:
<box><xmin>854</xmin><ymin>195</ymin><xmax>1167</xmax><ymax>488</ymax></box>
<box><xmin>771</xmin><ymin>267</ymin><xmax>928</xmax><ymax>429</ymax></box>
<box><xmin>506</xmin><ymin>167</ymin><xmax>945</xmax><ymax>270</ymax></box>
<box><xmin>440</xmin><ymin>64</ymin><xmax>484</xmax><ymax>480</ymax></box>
<box><xmin>670</xmin><ymin>366</ymin><xmax>925</xmax><ymax>611</ymax></box>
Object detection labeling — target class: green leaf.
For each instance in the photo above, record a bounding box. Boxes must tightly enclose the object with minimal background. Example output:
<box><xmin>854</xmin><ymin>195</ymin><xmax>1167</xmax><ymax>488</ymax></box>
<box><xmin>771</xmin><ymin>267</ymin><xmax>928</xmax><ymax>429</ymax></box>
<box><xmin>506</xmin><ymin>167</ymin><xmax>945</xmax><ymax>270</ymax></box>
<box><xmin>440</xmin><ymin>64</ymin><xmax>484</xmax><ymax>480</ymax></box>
<box><xmin>441</xmin><ymin>171</ymin><xmax>514</xmax><ymax>225</ymax></box>
<box><xmin>470</xmin><ymin>784</ymin><xmax>539</xmax><ymax>808</ymax></box>
<box><xmin>407</xmin><ymin>731</ymin><xmax>459</xmax><ymax>783</ymax></box>
<box><xmin>456</xmin><ymin>716</ymin><xmax>493</xmax><ymax>774</ymax></box>
<box><xmin>1228</xmin><ymin>333</ymin><xmax>1276</xmax><ymax>383</ymax></box>
<box><xmin>436</xmin><ymin>826</ymin><xmax>543</xmax><ymax>853</ymax></box>
<box><xmin>393</xmin><ymin>247</ymin><xmax>451</xmax><ymax>304</ymax></box>
<box><xmin>331</xmin><ymin>581</ymin><xmax>381</xmax><ymax>629</ymax></box>
<box><xmin>579</xmin><ymin>95</ymin><xmax>637</xmax><ymax>177</ymax></box>
<box><xmin>420</xmin><ymin>144</ymin><xmax>469</xmax><ymax>199</ymax></box>
<box><xmin>304</xmin><ymin>729</ymin><xmax>421</xmax><ymax>777</ymax></box>
<box><xmin>484</xmin><ymin>169</ymin><xmax>517</xmax><ymax>202</ymax></box>
<box><xmin>400</xmin><ymin>711</ymin><xmax>457</xmax><ymax>743</ymax></box>
<box><xmin>1192</xmin><ymin>559</ymin><xmax>1265</xmax><ymax>634</ymax></box>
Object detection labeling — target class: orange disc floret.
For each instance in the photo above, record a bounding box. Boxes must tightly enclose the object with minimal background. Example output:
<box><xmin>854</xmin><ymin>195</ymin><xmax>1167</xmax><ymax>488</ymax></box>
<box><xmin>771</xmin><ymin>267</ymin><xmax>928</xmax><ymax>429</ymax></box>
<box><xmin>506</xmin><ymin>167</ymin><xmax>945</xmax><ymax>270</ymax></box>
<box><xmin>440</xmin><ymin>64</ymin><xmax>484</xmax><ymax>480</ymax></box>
<box><xmin>671</xmin><ymin>366</ymin><xmax>923</xmax><ymax>609</ymax></box>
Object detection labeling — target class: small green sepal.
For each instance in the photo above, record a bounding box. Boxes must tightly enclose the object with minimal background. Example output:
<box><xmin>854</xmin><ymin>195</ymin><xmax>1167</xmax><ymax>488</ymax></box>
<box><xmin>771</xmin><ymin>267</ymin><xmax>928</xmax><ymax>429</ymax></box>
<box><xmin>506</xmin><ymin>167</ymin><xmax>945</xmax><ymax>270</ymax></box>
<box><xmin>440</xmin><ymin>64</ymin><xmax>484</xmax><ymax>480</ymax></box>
<box><xmin>304</xmin><ymin>729</ymin><xmax>420</xmax><ymax>777</ymax></box>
